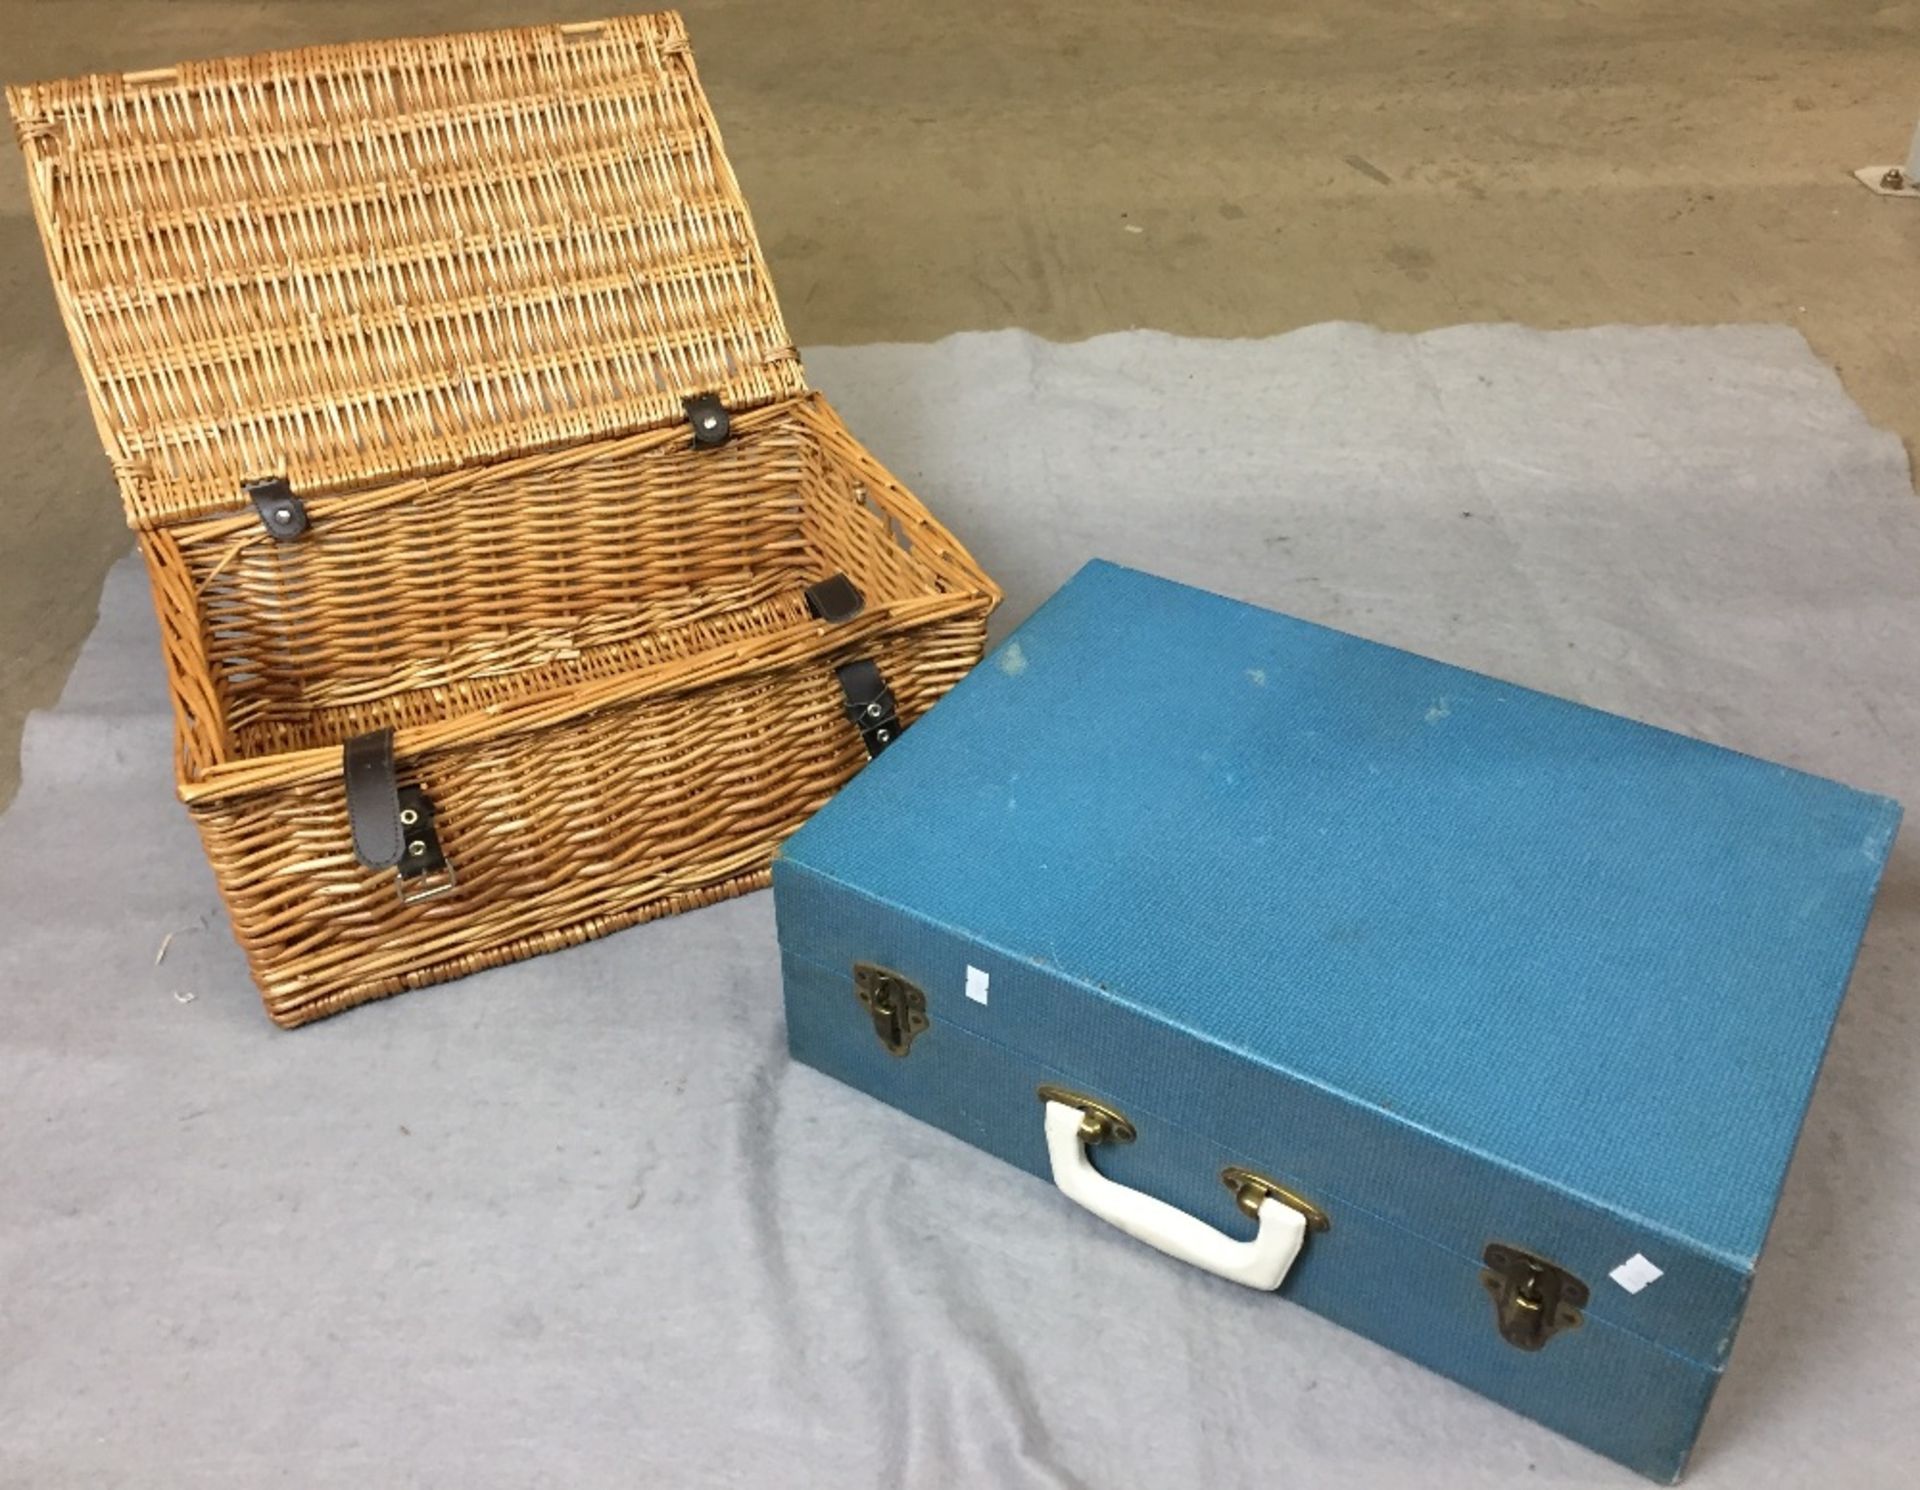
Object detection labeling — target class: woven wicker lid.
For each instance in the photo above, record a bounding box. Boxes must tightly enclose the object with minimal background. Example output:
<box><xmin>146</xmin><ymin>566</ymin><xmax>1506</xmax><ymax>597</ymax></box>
<box><xmin>8</xmin><ymin>11</ymin><xmax>807</xmax><ymax>528</ymax></box>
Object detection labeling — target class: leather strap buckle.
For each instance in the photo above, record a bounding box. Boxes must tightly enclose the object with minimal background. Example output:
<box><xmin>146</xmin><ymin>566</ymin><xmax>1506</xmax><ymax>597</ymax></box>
<box><xmin>835</xmin><ymin>659</ymin><xmax>901</xmax><ymax>757</ymax></box>
<box><xmin>344</xmin><ymin>729</ymin><xmax>455</xmax><ymax>902</ymax></box>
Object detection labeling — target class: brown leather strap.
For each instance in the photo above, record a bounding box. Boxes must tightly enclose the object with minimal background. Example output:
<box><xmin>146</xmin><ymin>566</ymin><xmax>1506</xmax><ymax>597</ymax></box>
<box><xmin>343</xmin><ymin>729</ymin><xmax>402</xmax><ymax>869</ymax></box>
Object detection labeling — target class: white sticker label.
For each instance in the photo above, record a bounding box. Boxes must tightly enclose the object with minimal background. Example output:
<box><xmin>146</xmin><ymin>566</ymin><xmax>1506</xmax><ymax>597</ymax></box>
<box><xmin>965</xmin><ymin>965</ymin><xmax>990</xmax><ymax>1005</ymax></box>
<box><xmin>1609</xmin><ymin>1253</ymin><xmax>1664</xmax><ymax>1294</ymax></box>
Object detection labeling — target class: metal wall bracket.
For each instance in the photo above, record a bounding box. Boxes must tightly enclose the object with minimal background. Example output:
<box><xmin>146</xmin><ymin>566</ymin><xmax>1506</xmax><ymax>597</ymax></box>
<box><xmin>245</xmin><ymin>476</ymin><xmax>308</xmax><ymax>540</ymax></box>
<box><xmin>1480</xmin><ymin>1242</ymin><xmax>1588</xmax><ymax>1352</ymax></box>
<box><xmin>853</xmin><ymin>963</ymin><xmax>927</xmax><ymax>1056</ymax></box>
<box><xmin>1854</xmin><ymin>118</ymin><xmax>1920</xmax><ymax>199</ymax></box>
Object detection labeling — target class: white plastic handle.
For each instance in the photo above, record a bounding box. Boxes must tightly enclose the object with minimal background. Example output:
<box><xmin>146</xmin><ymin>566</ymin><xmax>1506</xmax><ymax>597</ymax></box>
<box><xmin>1043</xmin><ymin>1099</ymin><xmax>1307</xmax><ymax>1291</ymax></box>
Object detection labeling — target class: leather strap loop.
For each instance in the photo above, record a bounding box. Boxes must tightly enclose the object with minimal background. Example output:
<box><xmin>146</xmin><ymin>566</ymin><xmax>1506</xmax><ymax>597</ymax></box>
<box><xmin>343</xmin><ymin>729</ymin><xmax>403</xmax><ymax>869</ymax></box>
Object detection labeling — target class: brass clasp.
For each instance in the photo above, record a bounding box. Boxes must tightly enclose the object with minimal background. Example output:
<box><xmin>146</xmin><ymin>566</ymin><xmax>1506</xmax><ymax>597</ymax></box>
<box><xmin>852</xmin><ymin>963</ymin><xmax>928</xmax><ymax>1056</ymax></box>
<box><xmin>1480</xmin><ymin>1243</ymin><xmax>1588</xmax><ymax>1352</ymax></box>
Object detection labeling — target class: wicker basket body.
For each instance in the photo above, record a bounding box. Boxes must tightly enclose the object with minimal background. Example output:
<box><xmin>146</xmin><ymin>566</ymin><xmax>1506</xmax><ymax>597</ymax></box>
<box><xmin>11</xmin><ymin>12</ymin><xmax>997</xmax><ymax>1025</ymax></box>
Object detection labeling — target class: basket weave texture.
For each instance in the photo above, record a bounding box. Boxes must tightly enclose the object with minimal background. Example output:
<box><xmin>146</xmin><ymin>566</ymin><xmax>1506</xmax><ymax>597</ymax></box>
<box><xmin>10</xmin><ymin>11</ymin><xmax>999</xmax><ymax>1025</ymax></box>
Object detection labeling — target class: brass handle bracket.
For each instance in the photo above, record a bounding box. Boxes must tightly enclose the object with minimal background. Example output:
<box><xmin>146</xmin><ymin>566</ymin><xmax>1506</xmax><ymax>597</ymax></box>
<box><xmin>1035</xmin><ymin>1085</ymin><xmax>1136</xmax><ymax>1146</ymax></box>
<box><xmin>1221</xmin><ymin>1166</ymin><xmax>1330</xmax><ymax>1232</ymax></box>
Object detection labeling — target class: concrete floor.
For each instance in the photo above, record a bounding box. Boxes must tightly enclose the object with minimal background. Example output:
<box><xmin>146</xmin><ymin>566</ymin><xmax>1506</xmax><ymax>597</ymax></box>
<box><xmin>1</xmin><ymin>0</ymin><xmax>1915</xmax><ymax>807</ymax></box>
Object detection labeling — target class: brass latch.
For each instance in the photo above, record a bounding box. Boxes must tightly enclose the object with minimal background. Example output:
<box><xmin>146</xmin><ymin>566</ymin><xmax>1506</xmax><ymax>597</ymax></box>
<box><xmin>1480</xmin><ymin>1243</ymin><xmax>1588</xmax><ymax>1352</ymax></box>
<box><xmin>853</xmin><ymin>963</ymin><xmax>927</xmax><ymax>1056</ymax></box>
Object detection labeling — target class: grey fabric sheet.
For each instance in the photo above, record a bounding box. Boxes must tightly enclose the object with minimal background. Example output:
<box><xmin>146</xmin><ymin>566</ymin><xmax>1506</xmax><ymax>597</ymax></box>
<box><xmin>3</xmin><ymin>327</ymin><xmax>1916</xmax><ymax>1489</ymax></box>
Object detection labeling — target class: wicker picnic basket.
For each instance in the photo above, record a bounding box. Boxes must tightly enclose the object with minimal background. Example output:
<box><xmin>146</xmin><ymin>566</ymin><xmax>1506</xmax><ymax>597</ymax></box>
<box><xmin>9</xmin><ymin>11</ymin><xmax>999</xmax><ymax>1026</ymax></box>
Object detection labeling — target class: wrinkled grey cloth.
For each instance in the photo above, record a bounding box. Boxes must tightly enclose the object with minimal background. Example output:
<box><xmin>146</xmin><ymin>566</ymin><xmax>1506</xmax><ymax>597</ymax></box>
<box><xmin>2</xmin><ymin>327</ymin><xmax>1916</xmax><ymax>1490</ymax></box>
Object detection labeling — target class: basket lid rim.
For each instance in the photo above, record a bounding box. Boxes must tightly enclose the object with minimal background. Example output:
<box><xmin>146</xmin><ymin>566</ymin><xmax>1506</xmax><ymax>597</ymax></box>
<box><xmin>9</xmin><ymin>10</ymin><xmax>807</xmax><ymax>528</ymax></box>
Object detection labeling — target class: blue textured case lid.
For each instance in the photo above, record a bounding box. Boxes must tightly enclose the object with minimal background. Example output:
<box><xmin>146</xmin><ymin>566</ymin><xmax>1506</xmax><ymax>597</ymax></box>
<box><xmin>782</xmin><ymin>561</ymin><xmax>1898</xmax><ymax>1279</ymax></box>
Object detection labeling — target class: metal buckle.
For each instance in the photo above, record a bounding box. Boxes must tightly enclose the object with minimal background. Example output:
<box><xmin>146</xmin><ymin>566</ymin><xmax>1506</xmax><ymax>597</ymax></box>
<box><xmin>397</xmin><ymin>865</ymin><xmax>459</xmax><ymax>905</ymax></box>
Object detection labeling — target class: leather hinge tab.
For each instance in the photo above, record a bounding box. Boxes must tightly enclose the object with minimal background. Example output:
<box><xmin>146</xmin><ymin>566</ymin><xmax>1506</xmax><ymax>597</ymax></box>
<box><xmin>245</xmin><ymin>476</ymin><xmax>308</xmax><ymax>540</ymax></box>
<box><xmin>685</xmin><ymin>393</ymin><xmax>731</xmax><ymax>448</ymax></box>
<box><xmin>805</xmin><ymin>574</ymin><xmax>866</xmax><ymax>624</ymax></box>
<box><xmin>835</xmin><ymin>659</ymin><xmax>901</xmax><ymax>757</ymax></box>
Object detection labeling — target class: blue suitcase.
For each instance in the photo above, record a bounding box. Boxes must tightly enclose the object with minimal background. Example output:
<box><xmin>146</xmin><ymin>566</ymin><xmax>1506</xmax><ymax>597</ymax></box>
<box><xmin>772</xmin><ymin>560</ymin><xmax>1899</xmax><ymax>1481</ymax></box>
